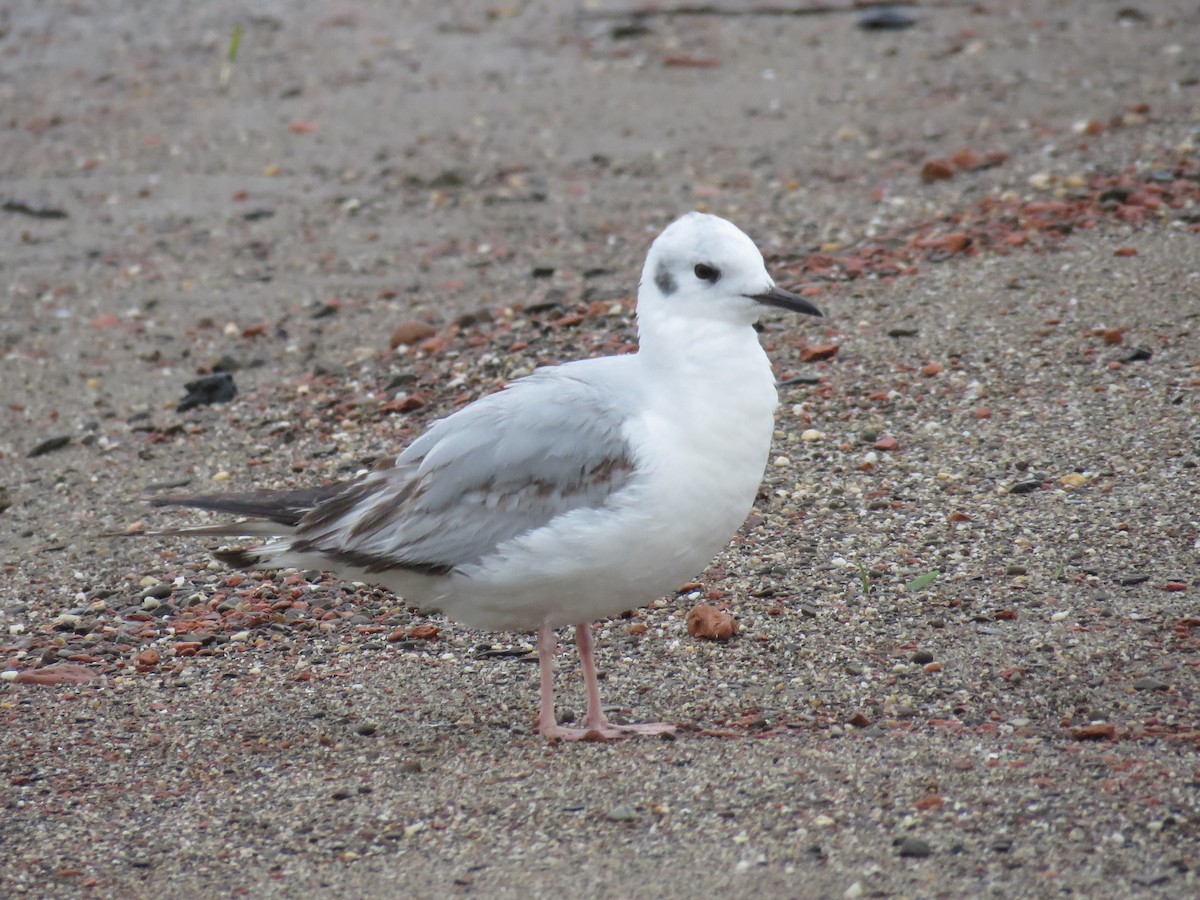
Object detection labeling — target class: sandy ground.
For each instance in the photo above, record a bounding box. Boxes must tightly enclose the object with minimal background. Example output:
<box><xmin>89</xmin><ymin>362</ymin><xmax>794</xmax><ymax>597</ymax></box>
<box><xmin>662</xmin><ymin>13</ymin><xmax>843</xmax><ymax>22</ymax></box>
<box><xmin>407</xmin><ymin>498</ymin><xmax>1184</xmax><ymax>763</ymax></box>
<box><xmin>3</xmin><ymin>1</ymin><xmax>1200</xmax><ymax>897</ymax></box>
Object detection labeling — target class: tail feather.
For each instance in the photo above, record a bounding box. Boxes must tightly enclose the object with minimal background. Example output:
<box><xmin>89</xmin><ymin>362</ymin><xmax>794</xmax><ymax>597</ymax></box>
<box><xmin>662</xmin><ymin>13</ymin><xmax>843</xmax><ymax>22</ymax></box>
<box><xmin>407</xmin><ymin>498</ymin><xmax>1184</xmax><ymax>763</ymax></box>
<box><xmin>148</xmin><ymin>484</ymin><xmax>350</xmax><ymax>527</ymax></box>
<box><xmin>108</xmin><ymin>522</ymin><xmax>288</xmax><ymax>539</ymax></box>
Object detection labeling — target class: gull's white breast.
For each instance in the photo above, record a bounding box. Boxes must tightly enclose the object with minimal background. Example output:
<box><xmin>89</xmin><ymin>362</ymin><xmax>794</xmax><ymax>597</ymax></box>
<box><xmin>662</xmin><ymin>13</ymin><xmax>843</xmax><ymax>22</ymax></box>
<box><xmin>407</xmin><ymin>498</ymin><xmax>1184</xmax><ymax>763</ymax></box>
<box><xmin>434</xmin><ymin>333</ymin><xmax>780</xmax><ymax>631</ymax></box>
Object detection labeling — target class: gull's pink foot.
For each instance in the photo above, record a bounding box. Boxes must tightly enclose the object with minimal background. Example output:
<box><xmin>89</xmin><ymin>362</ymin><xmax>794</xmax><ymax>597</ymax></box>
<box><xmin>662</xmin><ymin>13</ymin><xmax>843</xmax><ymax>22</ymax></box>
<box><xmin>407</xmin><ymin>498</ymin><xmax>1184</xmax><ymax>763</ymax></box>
<box><xmin>541</xmin><ymin>718</ymin><xmax>676</xmax><ymax>743</ymax></box>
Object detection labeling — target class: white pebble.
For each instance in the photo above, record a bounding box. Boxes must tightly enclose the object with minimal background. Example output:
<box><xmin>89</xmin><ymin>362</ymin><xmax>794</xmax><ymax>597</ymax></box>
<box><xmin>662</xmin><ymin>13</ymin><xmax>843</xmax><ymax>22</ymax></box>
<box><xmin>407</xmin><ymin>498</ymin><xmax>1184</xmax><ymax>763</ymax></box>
<box><xmin>801</xmin><ymin>429</ymin><xmax>824</xmax><ymax>442</ymax></box>
<box><xmin>773</xmin><ymin>456</ymin><xmax>791</xmax><ymax>467</ymax></box>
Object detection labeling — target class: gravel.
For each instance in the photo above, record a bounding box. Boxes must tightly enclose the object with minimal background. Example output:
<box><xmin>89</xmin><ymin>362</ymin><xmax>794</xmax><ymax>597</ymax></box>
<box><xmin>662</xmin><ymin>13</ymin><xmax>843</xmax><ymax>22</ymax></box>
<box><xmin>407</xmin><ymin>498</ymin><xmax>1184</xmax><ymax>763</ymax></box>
<box><xmin>3</xmin><ymin>0</ymin><xmax>1199</xmax><ymax>897</ymax></box>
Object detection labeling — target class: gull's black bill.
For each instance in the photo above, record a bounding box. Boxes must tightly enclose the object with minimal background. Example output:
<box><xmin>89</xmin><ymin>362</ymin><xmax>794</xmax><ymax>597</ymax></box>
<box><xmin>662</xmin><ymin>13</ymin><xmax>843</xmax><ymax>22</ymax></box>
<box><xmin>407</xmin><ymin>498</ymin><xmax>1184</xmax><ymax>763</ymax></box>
<box><xmin>748</xmin><ymin>286</ymin><xmax>823</xmax><ymax>317</ymax></box>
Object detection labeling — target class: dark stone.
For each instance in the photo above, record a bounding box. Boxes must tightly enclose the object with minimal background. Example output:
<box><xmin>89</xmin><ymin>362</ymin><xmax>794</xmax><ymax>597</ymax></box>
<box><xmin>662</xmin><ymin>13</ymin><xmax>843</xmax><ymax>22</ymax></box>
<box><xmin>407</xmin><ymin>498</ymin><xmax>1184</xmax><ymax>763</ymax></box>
<box><xmin>3</xmin><ymin>198</ymin><xmax>68</xmax><ymax>219</ymax></box>
<box><xmin>456</xmin><ymin>308</ymin><xmax>493</xmax><ymax>328</ymax></box>
<box><xmin>897</xmin><ymin>835</ymin><xmax>933</xmax><ymax>858</ymax></box>
<box><xmin>176</xmin><ymin>372</ymin><xmax>237</xmax><ymax>412</ymax></box>
<box><xmin>778</xmin><ymin>373</ymin><xmax>821</xmax><ymax>386</ymax></box>
<box><xmin>859</xmin><ymin>8</ymin><xmax>916</xmax><ymax>31</ymax></box>
<box><xmin>27</xmin><ymin>435</ymin><xmax>71</xmax><ymax>457</ymax></box>
<box><xmin>1008</xmin><ymin>479</ymin><xmax>1043</xmax><ymax>495</ymax></box>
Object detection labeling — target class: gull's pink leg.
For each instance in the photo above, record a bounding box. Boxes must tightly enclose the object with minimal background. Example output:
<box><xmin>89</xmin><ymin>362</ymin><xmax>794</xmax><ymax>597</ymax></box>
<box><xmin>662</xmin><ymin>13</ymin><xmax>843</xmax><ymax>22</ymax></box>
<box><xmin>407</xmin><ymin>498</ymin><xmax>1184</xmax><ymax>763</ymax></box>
<box><xmin>536</xmin><ymin>623</ymin><xmax>676</xmax><ymax>742</ymax></box>
<box><xmin>536</xmin><ymin>625</ymin><xmax>560</xmax><ymax>739</ymax></box>
<box><xmin>576</xmin><ymin>622</ymin><xmax>609</xmax><ymax>728</ymax></box>
<box><xmin>574</xmin><ymin>624</ymin><xmax>675</xmax><ymax>738</ymax></box>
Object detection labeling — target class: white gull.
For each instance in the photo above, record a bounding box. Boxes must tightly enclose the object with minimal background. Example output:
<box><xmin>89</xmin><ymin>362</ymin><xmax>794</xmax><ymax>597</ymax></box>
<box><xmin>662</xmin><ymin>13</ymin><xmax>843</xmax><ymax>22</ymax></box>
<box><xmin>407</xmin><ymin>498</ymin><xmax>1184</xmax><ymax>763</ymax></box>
<box><xmin>147</xmin><ymin>212</ymin><xmax>822</xmax><ymax>741</ymax></box>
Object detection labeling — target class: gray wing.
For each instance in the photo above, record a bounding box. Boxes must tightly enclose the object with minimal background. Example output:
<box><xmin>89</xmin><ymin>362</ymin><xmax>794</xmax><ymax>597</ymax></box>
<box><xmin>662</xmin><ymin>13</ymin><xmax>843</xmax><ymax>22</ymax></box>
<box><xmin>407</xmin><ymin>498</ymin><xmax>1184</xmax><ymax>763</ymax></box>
<box><xmin>288</xmin><ymin>364</ymin><xmax>637</xmax><ymax>575</ymax></box>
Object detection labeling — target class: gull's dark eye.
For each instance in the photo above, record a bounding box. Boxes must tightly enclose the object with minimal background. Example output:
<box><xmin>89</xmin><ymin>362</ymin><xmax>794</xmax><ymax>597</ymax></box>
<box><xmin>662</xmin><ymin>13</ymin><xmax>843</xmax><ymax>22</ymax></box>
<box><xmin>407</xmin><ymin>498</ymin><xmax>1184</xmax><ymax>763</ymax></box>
<box><xmin>694</xmin><ymin>263</ymin><xmax>720</xmax><ymax>283</ymax></box>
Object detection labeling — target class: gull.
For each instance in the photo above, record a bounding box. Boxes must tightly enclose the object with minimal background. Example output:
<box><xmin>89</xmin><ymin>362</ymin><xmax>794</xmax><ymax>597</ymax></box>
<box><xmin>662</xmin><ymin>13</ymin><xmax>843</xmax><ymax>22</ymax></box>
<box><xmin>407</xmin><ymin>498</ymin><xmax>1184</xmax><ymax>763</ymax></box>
<box><xmin>145</xmin><ymin>212</ymin><xmax>822</xmax><ymax>741</ymax></box>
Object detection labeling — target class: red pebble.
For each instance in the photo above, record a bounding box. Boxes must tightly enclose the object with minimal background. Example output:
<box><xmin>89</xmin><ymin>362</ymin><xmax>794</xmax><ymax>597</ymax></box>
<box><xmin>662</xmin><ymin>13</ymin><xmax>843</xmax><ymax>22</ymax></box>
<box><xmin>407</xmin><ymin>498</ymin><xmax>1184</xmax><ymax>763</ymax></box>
<box><xmin>921</xmin><ymin>159</ymin><xmax>955</xmax><ymax>183</ymax></box>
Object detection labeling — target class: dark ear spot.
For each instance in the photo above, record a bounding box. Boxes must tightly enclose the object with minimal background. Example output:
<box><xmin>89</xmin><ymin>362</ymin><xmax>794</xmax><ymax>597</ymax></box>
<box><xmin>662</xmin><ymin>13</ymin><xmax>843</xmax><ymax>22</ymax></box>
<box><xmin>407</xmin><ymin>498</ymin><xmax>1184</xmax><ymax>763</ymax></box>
<box><xmin>655</xmin><ymin>261</ymin><xmax>677</xmax><ymax>296</ymax></box>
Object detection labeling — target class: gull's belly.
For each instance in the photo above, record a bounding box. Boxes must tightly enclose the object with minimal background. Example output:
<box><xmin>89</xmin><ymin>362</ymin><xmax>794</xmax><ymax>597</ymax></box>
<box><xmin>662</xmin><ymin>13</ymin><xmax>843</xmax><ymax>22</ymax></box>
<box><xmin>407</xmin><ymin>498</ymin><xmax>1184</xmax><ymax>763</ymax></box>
<box><xmin>439</xmin><ymin>403</ymin><xmax>774</xmax><ymax>631</ymax></box>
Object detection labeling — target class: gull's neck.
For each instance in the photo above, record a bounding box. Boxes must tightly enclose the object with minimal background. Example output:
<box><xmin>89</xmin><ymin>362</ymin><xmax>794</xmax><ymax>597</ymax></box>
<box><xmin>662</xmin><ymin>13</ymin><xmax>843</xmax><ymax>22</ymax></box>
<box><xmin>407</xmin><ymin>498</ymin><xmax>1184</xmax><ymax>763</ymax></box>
<box><xmin>635</xmin><ymin>308</ymin><xmax>767</xmax><ymax>375</ymax></box>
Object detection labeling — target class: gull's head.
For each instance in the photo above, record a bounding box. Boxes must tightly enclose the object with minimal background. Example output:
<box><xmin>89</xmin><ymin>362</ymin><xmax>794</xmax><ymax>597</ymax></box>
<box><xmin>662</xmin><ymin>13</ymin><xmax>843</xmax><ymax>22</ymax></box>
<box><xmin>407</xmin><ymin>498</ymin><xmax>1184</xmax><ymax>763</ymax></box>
<box><xmin>638</xmin><ymin>212</ymin><xmax>822</xmax><ymax>327</ymax></box>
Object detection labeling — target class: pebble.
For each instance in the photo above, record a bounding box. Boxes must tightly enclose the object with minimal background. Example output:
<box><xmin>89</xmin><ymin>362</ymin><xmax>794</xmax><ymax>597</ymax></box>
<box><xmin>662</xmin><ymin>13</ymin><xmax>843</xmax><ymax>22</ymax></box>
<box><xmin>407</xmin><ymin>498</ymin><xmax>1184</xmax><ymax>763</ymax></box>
<box><xmin>686</xmin><ymin>604</ymin><xmax>737</xmax><ymax>641</ymax></box>
<box><xmin>1132</xmin><ymin>676</ymin><xmax>1169</xmax><ymax>692</ymax></box>
<box><xmin>857</xmin><ymin>7</ymin><xmax>915</xmax><ymax>31</ymax></box>
<box><xmin>800</xmin><ymin>429</ymin><xmax>824</xmax><ymax>442</ymax></box>
<box><xmin>606</xmin><ymin>803</ymin><xmax>638</xmax><ymax>822</ymax></box>
<box><xmin>1008</xmin><ymin>479</ymin><xmax>1043</xmax><ymax>495</ymax></box>
<box><xmin>177</xmin><ymin>372</ymin><xmax>237</xmax><ymax>412</ymax></box>
<box><xmin>27</xmin><ymin>435</ymin><xmax>72</xmax><ymax>458</ymax></box>
<box><xmin>897</xmin><ymin>835</ymin><xmax>932</xmax><ymax>858</ymax></box>
<box><xmin>921</xmin><ymin>160</ymin><xmax>955</xmax><ymax>183</ymax></box>
<box><xmin>389</xmin><ymin>320</ymin><xmax>437</xmax><ymax>348</ymax></box>
<box><xmin>910</xmin><ymin>650</ymin><xmax>934</xmax><ymax>664</ymax></box>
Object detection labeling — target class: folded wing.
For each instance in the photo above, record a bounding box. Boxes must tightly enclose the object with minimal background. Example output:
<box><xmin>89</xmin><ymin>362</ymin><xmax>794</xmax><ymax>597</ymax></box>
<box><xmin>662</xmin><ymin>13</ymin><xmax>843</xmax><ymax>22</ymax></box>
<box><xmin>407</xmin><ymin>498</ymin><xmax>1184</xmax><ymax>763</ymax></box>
<box><xmin>209</xmin><ymin>367</ymin><xmax>638</xmax><ymax>577</ymax></box>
